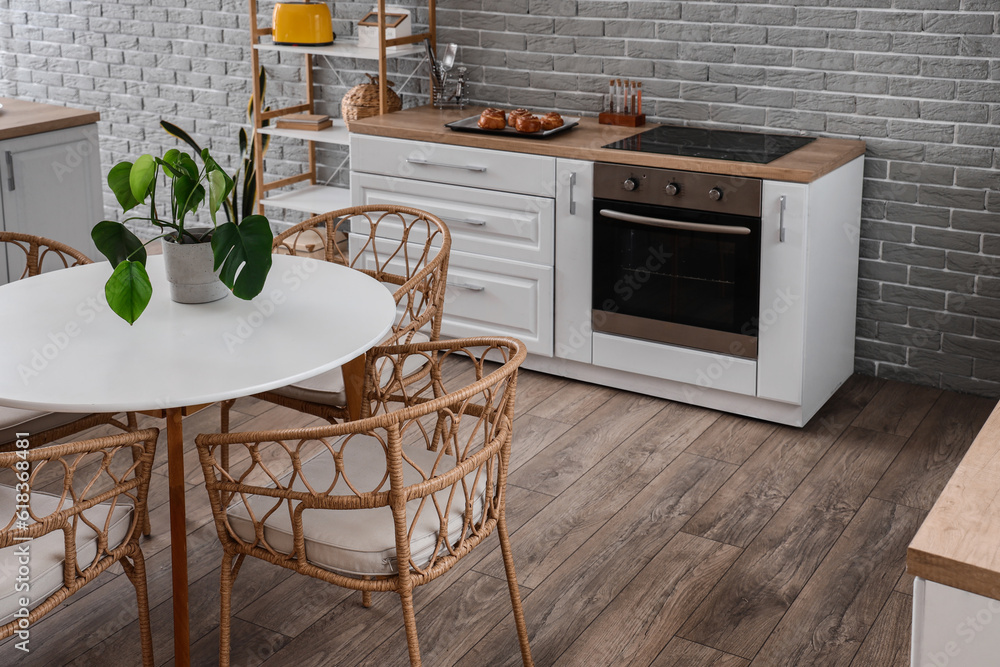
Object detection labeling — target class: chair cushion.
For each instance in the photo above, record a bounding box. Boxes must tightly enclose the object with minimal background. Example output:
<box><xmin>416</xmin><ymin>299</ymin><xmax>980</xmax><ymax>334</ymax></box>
<box><xmin>273</xmin><ymin>331</ymin><xmax>431</xmax><ymax>406</ymax></box>
<box><xmin>226</xmin><ymin>433</ymin><xmax>487</xmax><ymax>577</ymax></box>
<box><xmin>0</xmin><ymin>407</ymin><xmax>89</xmax><ymax>446</ymax></box>
<box><xmin>0</xmin><ymin>485</ymin><xmax>133</xmax><ymax>626</ymax></box>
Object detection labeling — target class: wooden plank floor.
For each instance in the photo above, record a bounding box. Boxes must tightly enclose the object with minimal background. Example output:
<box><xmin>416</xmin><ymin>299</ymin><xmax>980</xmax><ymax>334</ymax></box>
<box><xmin>1</xmin><ymin>371</ymin><xmax>995</xmax><ymax>666</ymax></box>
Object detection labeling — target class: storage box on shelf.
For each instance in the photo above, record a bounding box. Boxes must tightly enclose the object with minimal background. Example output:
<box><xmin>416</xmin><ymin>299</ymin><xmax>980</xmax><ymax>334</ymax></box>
<box><xmin>246</xmin><ymin>0</ymin><xmax>436</xmax><ymax>217</ymax></box>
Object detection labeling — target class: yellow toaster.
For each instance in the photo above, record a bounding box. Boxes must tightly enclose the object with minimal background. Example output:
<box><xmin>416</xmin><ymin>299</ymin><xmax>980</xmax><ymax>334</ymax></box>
<box><xmin>273</xmin><ymin>2</ymin><xmax>334</xmax><ymax>46</ymax></box>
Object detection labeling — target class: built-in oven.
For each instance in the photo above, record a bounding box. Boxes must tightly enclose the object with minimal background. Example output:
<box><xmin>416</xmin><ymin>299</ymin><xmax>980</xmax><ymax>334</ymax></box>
<box><xmin>592</xmin><ymin>162</ymin><xmax>763</xmax><ymax>359</ymax></box>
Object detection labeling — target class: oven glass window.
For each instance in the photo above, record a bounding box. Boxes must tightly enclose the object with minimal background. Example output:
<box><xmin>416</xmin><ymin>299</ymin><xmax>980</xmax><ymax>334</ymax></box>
<box><xmin>593</xmin><ymin>200</ymin><xmax>761</xmax><ymax>337</ymax></box>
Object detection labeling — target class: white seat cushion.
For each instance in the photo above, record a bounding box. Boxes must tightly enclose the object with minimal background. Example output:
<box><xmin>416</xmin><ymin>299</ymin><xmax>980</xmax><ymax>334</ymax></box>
<box><xmin>0</xmin><ymin>486</ymin><xmax>133</xmax><ymax>625</ymax></box>
<box><xmin>226</xmin><ymin>433</ymin><xmax>487</xmax><ymax>577</ymax></box>
<box><xmin>273</xmin><ymin>331</ymin><xmax>431</xmax><ymax>406</ymax></box>
<box><xmin>0</xmin><ymin>407</ymin><xmax>89</xmax><ymax>445</ymax></box>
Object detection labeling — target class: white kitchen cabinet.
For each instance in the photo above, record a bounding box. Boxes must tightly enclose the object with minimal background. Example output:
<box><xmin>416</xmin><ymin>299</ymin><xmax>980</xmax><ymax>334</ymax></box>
<box><xmin>352</xmin><ymin>171</ymin><xmax>554</xmax><ymax>264</ymax></box>
<box><xmin>554</xmin><ymin>158</ymin><xmax>594</xmax><ymax>364</ymax></box>
<box><xmin>912</xmin><ymin>578</ymin><xmax>1000</xmax><ymax>667</ymax></box>
<box><xmin>350</xmin><ymin>134</ymin><xmax>556</xmax><ymax>356</ymax></box>
<box><xmin>758</xmin><ymin>159</ymin><xmax>864</xmax><ymax>417</ymax></box>
<box><xmin>0</xmin><ymin>124</ymin><xmax>102</xmax><ymax>283</ymax></box>
<box><xmin>349</xmin><ymin>128</ymin><xmax>864</xmax><ymax>426</ymax></box>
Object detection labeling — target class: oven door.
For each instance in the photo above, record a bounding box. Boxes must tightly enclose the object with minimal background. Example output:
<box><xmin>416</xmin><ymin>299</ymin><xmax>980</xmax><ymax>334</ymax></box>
<box><xmin>592</xmin><ymin>198</ymin><xmax>761</xmax><ymax>359</ymax></box>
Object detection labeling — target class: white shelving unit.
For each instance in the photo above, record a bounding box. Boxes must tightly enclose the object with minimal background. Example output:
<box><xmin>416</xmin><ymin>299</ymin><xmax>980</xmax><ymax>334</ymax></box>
<box><xmin>261</xmin><ymin>183</ymin><xmax>352</xmax><ymax>214</ymax></box>
<box><xmin>253</xmin><ymin>39</ymin><xmax>424</xmax><ymax>59</ymax></box>
<box><xmin>258</xmin><ymin>123</ymin><xmax>351</xmax><ymax>146</ymax></box>
<box><xmin>247</xmin><ymin>1</ymin><xmax>436</xmax><ymax>218</ymax></box>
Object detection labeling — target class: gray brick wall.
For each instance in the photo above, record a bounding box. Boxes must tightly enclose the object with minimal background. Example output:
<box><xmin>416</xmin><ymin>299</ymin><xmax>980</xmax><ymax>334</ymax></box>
<box><xmin>4</xmin><ymin>0</ymin><xmax>1000</xmax><ymax>396</ymax></box>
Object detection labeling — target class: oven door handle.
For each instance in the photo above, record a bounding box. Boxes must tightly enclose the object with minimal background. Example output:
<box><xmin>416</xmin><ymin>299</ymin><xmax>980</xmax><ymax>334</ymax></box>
<box><xmin>599</xmin><ymin>209</ymin><xmax>752</xmax><ymax>236</ymax></box>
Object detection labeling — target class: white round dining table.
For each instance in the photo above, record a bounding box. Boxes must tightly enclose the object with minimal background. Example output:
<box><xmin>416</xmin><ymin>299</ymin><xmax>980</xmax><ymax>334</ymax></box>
<box><xmin>0</xmin><ymin>253</ymin><xmax>395</xmax><ymax>666</ymax></box>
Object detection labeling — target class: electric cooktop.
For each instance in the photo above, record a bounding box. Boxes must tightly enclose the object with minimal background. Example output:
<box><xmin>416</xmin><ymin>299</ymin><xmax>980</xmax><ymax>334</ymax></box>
<box><xmin>603</xmin><ymin>125</ymin><xmax>816</xmax><ymax>164</ymax></box>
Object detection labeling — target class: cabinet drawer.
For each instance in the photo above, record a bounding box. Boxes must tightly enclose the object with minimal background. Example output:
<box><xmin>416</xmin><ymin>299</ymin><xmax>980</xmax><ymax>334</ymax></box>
<box><xmin>351</xmin><ymin>173</ymin><xmax>554</xmax><ymax>264</ymax></box>
<box><xmin>592</xmin><ymin>332</ymin><xmax>757</xmax><ymax>397</ymax></box>
<box><xmin>351</xmin><ymin>237</ymin><xmax>553</xmax><ymax>357</ymax></box>
<box><xmin>351</xmin><ymin>135</ymin><xmax>555</xmax><ymax>198</ymax></box>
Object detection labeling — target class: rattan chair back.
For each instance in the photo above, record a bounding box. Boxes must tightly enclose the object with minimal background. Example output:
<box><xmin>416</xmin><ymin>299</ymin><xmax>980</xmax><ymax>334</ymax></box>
<box><xmin>273</xmin><ymin>204</ymin><xmax>451</xmax><ymax>345</ymax></box>
<box><xmin>0</xmin><ymin>428</ymin><xmax>158</xmax><ymax>664</ymax></box>
<box><xmin>0</xmin><ymin>231</ymin><xmax>91</xmax><ymax>279</ymax></box>
<box><xmin>196</xmin><ymin>337</ymin><xmax>533</xmax><ymax>666</ymax></box>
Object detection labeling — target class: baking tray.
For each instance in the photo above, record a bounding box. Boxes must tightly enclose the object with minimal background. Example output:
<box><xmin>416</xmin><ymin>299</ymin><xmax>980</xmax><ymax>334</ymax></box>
<box><xmin>445</xmin><ymin>114</ymin><xmax>580</xmax><ymax>138</ymax></box>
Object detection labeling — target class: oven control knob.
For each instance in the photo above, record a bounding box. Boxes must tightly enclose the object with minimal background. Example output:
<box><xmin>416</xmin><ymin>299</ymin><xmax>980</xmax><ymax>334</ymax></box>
<box><xmin>708</xmin><ymin>187</ymin><xmax>723</xmax><ymax>201</ymax></box>
<box><xmin>664</xmin><ymin>183</ymin><xmax>680</xmax><ymax>196</ymax></box>
<box><xmin>623</xmin><ymin>177</ymin><xmax>639</xmax><ymax>192</ymax></box>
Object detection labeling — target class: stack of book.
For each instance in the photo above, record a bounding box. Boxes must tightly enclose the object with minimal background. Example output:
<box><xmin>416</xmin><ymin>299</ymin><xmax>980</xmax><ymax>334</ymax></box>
<box><xmin>274</xmin><ymin>113</ymin><xmax>332</xmax><ymax>131</ymax></box>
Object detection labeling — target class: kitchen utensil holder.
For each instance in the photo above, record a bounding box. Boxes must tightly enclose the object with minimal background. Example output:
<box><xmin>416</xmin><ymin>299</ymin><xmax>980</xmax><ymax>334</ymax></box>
<box><xmin>433</xmin><ymin>66</ymin><xmax>468</xmax><ymax>109</ymax></box>
<box><xmin>599</xmin><ymin>112</ymin><xmax>646</xmax><ymax>127</ymax></box>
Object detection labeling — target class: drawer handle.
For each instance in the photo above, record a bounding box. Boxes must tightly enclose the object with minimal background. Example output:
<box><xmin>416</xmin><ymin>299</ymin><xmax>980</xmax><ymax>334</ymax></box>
<box><xmin>569</xmin><ymin>172</ymin><xmax>577</xmax><ymax>215</ymax></box>
<box><xmin>779</xmin><ymin>195</ymin><xmax>787</xmax><ymax>243</ymax></box>
<box><xmin>5</xmin><ymin>152</ymin><xmax>13</xmax><ymax>191</ymax></box>
<box><xmin>447</xmin><ymin>217</ymin><xmax>487</xmax><ymax>227</ymax></box>
<box><xmin>448</xmin><ymin>281</ymin><xmax>485</xmax><ymax>292</ymax></box>
<box><xmin>406</xmin><ymin>158</ymin><xmax>487</xmax><ymax>173</ymax></box>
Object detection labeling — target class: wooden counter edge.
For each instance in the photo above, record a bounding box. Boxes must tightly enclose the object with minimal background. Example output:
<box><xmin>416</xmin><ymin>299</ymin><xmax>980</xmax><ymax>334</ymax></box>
<box><xmin>0</xmin><ymin>98</ymin><xmax>101</xmax><ymax>141</ymax></box>
<box><xmin>347</xmin><ymin>105</ymin><xmax>866</xmax><ymax>184</ymax></box>
<box><xmin>907</xmin><ymin>399</ymin><xmax>1000</xmax><ymax>600</ymax></box>
<box><xmin>907</xmin><ymin>546</ymin><xmax>1000</xmax><ymax>600</ymax></box>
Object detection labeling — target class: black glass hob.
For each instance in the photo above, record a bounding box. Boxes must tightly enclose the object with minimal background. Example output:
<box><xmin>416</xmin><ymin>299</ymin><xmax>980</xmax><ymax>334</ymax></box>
<box><xmin>603</xmin><ymin>125</ymin><xmax>815</xmax><ymax>164</ymax></box>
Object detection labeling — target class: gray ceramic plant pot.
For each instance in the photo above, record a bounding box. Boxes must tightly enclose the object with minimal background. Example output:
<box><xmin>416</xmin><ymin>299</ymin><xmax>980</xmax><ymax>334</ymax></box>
<box><xmin>161</xmin><ymin>229</ymin><xmax>229</xmax><ymax>304</ymax></box>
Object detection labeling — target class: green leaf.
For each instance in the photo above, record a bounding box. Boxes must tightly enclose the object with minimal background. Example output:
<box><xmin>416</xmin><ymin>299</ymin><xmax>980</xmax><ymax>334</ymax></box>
<box><xmin>92</xmin><ymin>221</ymin><xmax>147</xmax><ymax>266</ymax></box>
<box><xmin>178</xmin><ymin>153</ymin><xmax>199</xmax><ymax>181</ymax></box>
<box><xmin>105</xmin><ymin>260</ymin><xmax>153</xmax><ymax>325</ymax></box>
<box><xmin>129</xmin><ymin>154</ymin><xmax>156</xmax><ymax>203</ymax></box>
<box><xmin>160</xmin><ymin>120</ymin><xmax>202</xmax><ymax>155</ymax></box>
<box><xmin>174</xmin><ymin>175</ymin><xmax>205</xmax><ymax>219</ymax></box>
<box><xmin>163</xmin><ymin>148</ymin><xmax>180</xmax><ymax>165</ymax></box>
<box><xmin>212</xmin><ymin>215</ymin><xmax>273</xmax><ymax>300</ymax></box>
<box><xmin>108</xmin><ymin>161</ymin><xmax>140</xmax><ymax>212</ymax></box>
<box><xmin>238</xmin><ymin>127</ymin><xmax>248</xmax><ymax>160</ymax></box>
<box><xmin>155</xmin><ymin>157</ymin><xmax>185</xmax><ymax>180</ymax></box>
<box><xmin>241</xmin><ymin>168</ymin><xmax>257</xmax><ymax>220</ymax></box>
<box><xmin>208</xmin><ymin>169</ymin><xmax>227</xmax><ymax>225</ymax></box>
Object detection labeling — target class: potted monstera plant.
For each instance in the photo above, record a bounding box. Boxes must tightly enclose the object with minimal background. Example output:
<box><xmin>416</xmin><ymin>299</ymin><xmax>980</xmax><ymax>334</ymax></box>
<box><xmin>92</xmin><ymin>147</ymin><xmax>273</xmax><ymax>325</ymax></box>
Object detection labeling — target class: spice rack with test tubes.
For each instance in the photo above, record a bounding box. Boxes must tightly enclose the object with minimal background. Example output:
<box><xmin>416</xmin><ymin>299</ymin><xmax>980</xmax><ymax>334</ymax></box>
<box><xmin>598</xmin><ymin>78</ymin><xmax>645</xmax><ymax>127</ymax></box>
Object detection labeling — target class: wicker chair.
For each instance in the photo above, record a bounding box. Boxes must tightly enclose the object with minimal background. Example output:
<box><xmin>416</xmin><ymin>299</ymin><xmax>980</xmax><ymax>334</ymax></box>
<box><xmin>220</xmin><ymin>204</ymin><xmax>451</xmax><ymax>427</ymax></box>
<box><xmin>0</xmin><ymin>233</ymin><xmax>138</xmax><ymax>452</ymax></box>
<box><xmin>0</xmin><ymin>427</ymin><xmax>158</xmax><ymax>665</ymax></box>
<box><xmin>197</xmin><ymin>337</ymin><xmax>533</xmax><ymax>667</ymax></box>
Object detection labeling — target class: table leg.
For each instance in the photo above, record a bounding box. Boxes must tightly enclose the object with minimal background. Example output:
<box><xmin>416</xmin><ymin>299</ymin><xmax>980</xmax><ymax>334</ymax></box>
<box><xmin>166</xmin><ymin>407</ymin><xmax>191</xmax><ymax>667</ymax></box>
<box><xmin>342</xmin><ymin>353</ymin><xmax>366</xmax><ymax>421</ymax></box>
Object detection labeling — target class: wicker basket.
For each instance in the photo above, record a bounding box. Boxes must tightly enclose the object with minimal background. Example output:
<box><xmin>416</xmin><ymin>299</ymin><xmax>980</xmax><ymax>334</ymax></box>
<box><xmin>341</xmin><ymin>74</ymin><xmax>402</xmax><ymax>129</ymax></box>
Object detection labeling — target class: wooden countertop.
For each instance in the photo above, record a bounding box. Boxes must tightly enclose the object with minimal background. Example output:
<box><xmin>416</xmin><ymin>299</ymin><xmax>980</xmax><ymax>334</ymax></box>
<box><xmin>348</xmin><ymin>105</ymin><xmax>866</xmax><ymax>184</ymax></box>
<box><xmin>909</xmin><ymin>400</ymin><xmax>1000</xmax><ymax>599</ymax></box>
<box><xmin>0</xmin><ymin>97</ymin><xmax>100</xmax><ymax>141</ymax></box>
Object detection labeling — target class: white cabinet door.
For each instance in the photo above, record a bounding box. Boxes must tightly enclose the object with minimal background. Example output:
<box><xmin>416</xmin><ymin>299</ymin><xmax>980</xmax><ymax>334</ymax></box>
<box><xmin>0</xmin><ymin>125</ymin><xmax>103</xmax><ymax>282</ymax></box>
<box><xmin>756</xmin><ymin>180</ymin><xmax>808</xmax><ymax>404</ymax></box>
<box><xmin>554</xmin><ymin>158</ymin><xmax>593</xmax><ymax>364</ymax></box>
<box><xmin>351</xmin><ymin>172</ymin><xmax>555</xmax><ymax>264</ymax></box>
<box><xmin>350</xmin><ymin>235</ymin><xmax>554</xmax><ymax>357</ymax></box>
<box><xmin>351</xmin><ymin>135</ymin><xmax>556</xmax><ymax>198</ymax></box>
